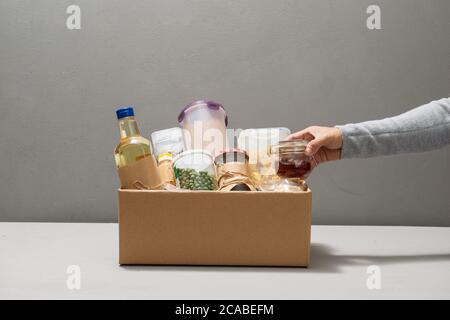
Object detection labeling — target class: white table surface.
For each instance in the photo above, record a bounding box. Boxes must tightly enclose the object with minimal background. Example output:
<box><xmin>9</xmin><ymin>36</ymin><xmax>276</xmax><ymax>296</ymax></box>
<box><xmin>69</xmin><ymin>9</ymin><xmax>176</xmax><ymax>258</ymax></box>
<box><xmin>0</xmin><ymin>223</ymin><xmax>449</xmax><ymax>299</ymax></box>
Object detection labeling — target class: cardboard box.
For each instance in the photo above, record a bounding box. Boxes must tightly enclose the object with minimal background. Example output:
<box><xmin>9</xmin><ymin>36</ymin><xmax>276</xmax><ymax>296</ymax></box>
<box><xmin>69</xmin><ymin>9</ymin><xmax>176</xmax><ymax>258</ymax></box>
<box><xmin>118</xmin><ymin>189</ymin><xmax>312</xmax><ymax>267</ymax></box>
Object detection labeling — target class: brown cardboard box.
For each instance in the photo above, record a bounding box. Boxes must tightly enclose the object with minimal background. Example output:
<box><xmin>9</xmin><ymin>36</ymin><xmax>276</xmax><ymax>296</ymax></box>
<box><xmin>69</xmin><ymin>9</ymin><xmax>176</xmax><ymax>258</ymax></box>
<box><xmin>118</xmin><ymin>189</ymin><xmax>312</xmax><ymax>267</ymax></box>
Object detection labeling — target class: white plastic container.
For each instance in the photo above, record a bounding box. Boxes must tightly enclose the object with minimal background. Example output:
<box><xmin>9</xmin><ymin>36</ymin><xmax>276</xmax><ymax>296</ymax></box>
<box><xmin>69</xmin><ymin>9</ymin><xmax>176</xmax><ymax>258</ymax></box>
<box><xmin>238</xmin><ymin>128</ymin><xmax>291</xmax><ymax>154</ymax></box>
<box><xmin>151</xmin><ymin>127</ymin><xmax>185</xmax><ymax>159</ymax></box>
<box><xmin>237</xmin><ymin>128</ymin><xmax>291</xmax><ymax>190</ymax></box>
<box><xmin>178</xmin><ymin>100</ymin><xmax>228</xmax><ymax>157</ymax></box>
<box><xmin>173</xmin><ymin>150</ymin><xmax>217</xmax><ymax>190</ymax></box>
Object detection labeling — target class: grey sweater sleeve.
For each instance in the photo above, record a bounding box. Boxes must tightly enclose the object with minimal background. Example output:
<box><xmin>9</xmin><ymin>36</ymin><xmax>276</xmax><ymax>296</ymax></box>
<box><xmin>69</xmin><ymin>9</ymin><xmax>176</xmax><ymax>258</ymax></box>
<box><xmin>335</xmin><ymin>98</ymin><xmax>450</xmax><ymax>159</ymax></box>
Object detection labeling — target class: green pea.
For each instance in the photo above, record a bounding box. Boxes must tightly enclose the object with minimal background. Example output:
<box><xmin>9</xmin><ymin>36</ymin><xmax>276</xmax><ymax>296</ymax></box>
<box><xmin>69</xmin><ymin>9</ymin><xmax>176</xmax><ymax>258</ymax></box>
<box><xmin>176</xmin><ymin>168</ymin><xmax>216</xmax><ymax>190</ymax></box>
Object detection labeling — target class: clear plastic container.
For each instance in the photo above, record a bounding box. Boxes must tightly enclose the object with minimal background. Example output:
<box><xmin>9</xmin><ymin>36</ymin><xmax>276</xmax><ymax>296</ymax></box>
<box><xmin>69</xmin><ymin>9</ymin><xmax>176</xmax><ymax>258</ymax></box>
<box><xmin>270</xmin><ymin>140</ymin><xmax>314</xmax><ymax>191</ymax></box>
<box><xmin>178</xmin><ymin>100</ymin><xmax>228</xmax><ymax>158</ymax></box>
<box><xmin>173</xmin><ymin>150</ymin><xmax>217</xmax><ymax>190</ymax></box>
<box><xmin>237</xmin><ymin>127</ymin><xmax>291</xmax><ymax>190</ymax></box>
<box><xmin>151</xmin><ymin>127</ymin><xmax>185</xmax><ymax>158</ymax></box>
<box><xmin>214</xmin><ymin>148</ymin><xmax>255</xmax><ymax>191</ymax></box>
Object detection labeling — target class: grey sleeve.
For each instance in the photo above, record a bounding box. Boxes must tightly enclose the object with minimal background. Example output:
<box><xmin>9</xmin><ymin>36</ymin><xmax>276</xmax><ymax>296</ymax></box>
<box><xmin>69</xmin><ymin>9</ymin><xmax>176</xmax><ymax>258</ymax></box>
<box><xmin>335</xmin><ymin>98</ymin><xmax>450</xmax><ymax>159</ymax></box>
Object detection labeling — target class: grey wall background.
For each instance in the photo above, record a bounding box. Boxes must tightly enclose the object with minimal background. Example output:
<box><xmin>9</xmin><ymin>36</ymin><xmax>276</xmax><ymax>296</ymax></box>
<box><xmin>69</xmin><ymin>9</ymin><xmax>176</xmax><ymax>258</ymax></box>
<box><xmin>0</xmin><ymin>0</ymin><xmax>449</xmax><ymax>225</ymax></box>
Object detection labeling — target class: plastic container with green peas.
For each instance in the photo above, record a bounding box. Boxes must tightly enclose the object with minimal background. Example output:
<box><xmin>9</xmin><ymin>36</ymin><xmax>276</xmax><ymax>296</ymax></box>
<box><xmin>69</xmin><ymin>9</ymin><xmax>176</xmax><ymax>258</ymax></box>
<box><xmin>173</xmin><ymin>150</ymin><xmax>217</xmax><ymax>190</ymax></box>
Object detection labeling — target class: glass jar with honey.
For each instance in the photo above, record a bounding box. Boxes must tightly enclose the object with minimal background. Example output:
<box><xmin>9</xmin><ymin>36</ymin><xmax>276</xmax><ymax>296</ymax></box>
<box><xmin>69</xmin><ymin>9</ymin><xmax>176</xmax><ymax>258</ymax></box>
<box><xmin>269</xmin><ymin>140</ymin><xmax>315</xmax><ymax>191</ymax></box>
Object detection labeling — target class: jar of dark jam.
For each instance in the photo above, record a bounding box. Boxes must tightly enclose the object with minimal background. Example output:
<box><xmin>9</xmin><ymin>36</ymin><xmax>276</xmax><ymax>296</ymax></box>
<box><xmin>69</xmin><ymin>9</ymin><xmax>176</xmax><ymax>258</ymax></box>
<box><xmin>269</xmin><ymin>140</ymin><xmax>314</xmax><ymax>191</ymax></box>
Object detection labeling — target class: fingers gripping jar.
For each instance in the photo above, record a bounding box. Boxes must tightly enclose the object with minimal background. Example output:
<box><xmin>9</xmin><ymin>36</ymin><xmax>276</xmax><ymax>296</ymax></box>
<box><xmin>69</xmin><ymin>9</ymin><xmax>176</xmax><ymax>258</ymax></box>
<box><xmin>269</xmin><ymin>140</ymin><xmax>315</xmax><ymax>191</ymax></box>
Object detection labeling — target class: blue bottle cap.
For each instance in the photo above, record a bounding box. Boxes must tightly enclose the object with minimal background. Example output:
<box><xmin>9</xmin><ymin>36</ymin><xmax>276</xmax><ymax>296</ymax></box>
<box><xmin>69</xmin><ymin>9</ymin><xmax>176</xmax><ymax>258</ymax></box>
<box><xmin>116</xmin><ymin>106</ymin><xmax>135</xmax><ymax>119</ymax></box>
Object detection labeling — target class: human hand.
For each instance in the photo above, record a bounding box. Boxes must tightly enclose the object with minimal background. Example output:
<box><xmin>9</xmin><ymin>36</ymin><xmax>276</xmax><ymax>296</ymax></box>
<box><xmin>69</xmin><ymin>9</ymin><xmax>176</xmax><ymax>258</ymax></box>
<box><xmin>287</xmin><ymin>126</ymin><xmax>343</xmax><ymax>167</ymax></box>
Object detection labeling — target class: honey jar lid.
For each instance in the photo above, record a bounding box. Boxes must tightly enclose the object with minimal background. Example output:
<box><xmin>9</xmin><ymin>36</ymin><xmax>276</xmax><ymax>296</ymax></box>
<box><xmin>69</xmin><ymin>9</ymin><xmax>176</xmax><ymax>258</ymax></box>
<box><xmin>270</xmin><ymin>140</ymin><xmax>308</xmax><ymax>154</ymax></box>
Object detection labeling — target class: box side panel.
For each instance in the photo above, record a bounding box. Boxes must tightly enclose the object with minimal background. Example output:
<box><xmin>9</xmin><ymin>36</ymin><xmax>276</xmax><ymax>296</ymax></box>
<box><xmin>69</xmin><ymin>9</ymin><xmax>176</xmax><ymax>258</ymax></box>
<box><xmin>118</xmin><ymin>191</ymin><xmax>311</xmax><ymax>267</ymax></box>
<box><xmin>304</xmin><ymin>191</ymin><xmax>312</xmax><ymax>266</ymax></box>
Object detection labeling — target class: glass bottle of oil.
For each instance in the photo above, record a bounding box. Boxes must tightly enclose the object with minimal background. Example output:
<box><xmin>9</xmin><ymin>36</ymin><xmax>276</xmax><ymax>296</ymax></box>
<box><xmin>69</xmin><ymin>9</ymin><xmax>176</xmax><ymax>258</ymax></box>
<box><xmin>114</xmin><ymin>106</ymin><xmax>153</xmax><ymax>168</ymax></box>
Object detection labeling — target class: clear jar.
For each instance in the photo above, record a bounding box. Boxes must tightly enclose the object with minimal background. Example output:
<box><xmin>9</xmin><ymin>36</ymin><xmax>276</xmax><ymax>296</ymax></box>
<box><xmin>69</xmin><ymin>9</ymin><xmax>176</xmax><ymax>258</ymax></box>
<box><xmin>237</xmin><ymin>127</ymin><xmax>291</xmax><ymax>190</ymax></box>
<box><xmin>173</xmin><ymin>150</ymin><xmax>217</xmax><ymax>190</ymax></box>
<box><xmin>151</xmin><ymin>127</ymin><xmax>185</xmax><ymax>158</ymax></box>
<box><xmin>269</xmin><ymin>140</ymin><xmax>315</xmax><ymax>191</ymax></box>
<box><xmin>214</xmin><ymin>148</ymin><xmax>248</xmax><ymax>164</ymax></box>
<box><xmin>178</xmin><ymin>100</ymin><xmax>228</xmax><ymax>158</ymax></box>
<box><xmin>214</xmin><ymin>148</ymin><xmax>256</xmax><ymax>191</ymax></box>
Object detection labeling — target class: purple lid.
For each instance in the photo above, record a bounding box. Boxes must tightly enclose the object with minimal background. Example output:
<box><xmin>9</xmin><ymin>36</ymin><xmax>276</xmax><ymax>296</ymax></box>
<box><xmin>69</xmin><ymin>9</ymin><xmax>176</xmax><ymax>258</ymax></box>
<box><xmin>177</xmin><ymin>100</ymin><xmax>228</xmax><ymax>126</ymax></box>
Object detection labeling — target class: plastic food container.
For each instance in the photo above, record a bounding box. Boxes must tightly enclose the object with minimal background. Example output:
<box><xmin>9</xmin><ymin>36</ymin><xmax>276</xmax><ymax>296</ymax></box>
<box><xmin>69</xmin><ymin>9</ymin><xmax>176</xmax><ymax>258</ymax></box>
<box><xmin>178</xmin><ymin>100</ymin><xmax>228</xmax><ymax>158</ymax></box>
<box><xmin>269</xmin><ymin>140</ymin><xmax>315</xmax><ymax>191</ymax></box>
<box><xmin>214</xmin><ymin>148</ymin><xmax>255</xmax><ymax>191</ymax></box>
<box><xmin>237</xmin><ymin>128</ymin><xmax>291</xmax><ymax>190</ymax></box>
<box><xmin>173</xmin><ymin>150</ymin><xmax>217</xmax><ymax>190</ymax></box>
<box><xmin>151</xmin><ymin>127</ymin><xmax>185</xmax><ymax>158</ymax></box>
